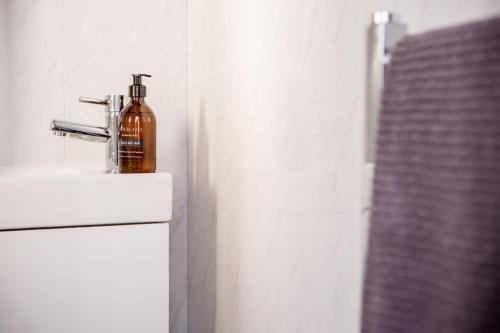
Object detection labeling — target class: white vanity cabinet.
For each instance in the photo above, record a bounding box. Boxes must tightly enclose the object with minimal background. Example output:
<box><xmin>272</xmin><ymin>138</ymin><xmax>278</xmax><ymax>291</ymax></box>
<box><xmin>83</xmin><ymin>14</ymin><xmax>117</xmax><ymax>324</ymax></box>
<box><xmin>0</xmin><ymin>168</ymin><xmax>172</xmax><ymax>333</ymax></box>
<box><xmin>0</xmin><ymin>224</ymin><xmax>169</xmax><ymax>333</ymax></box>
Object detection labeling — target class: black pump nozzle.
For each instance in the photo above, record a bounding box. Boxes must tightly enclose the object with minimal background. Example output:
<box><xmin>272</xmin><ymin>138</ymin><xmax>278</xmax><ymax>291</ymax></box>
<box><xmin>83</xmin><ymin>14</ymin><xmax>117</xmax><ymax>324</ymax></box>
<box><xmin>129</xmin><ymin>73</ymin><xmax>151</xmax><ymax>97</ymax></box>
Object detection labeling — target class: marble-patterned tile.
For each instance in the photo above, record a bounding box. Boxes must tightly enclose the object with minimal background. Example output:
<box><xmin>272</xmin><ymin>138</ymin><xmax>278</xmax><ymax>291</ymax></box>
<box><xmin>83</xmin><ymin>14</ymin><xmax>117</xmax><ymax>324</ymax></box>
<box><xmin>188</xmin><ymin>0</ymin><xmax>500</xmax><ymax>332</ymax></box>
<box><xmin>0</xmin><ymin>0</ymin><xmax>65</xmax><ymax>166</ymax></box>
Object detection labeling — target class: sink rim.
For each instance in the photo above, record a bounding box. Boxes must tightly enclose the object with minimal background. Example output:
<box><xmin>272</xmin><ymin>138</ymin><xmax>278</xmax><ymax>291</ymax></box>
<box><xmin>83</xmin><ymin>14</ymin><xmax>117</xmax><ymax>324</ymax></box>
<box><xmin>0</xmin><ymin>166</ymin><xmax>173</xmax><ymax>229</ymax></box>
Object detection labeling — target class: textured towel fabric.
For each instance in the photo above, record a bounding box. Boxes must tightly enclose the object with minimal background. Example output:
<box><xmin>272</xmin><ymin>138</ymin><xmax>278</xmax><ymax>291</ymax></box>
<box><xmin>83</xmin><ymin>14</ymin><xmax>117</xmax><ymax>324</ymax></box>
<box><xmin>362</xmin><ymin>17</ymin><xmax>500</xmax><ymax>333</ymax></box>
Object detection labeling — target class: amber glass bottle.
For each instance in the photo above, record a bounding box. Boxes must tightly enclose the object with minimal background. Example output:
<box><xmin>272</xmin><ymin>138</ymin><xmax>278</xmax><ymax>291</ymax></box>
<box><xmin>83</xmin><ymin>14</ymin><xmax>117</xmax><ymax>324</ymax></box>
<box><xmin>118</xmin><ymin>74</ymin><xmax>156</xmax><ymax>173</ymax></box>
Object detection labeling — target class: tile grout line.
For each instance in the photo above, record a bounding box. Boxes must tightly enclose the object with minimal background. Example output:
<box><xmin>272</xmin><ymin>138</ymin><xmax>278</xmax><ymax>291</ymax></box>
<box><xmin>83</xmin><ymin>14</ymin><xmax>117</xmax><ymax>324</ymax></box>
<box><xmin>59</xmin><ymin>0</ymin><xmax>66</xmax><ymax>162</ymax></box>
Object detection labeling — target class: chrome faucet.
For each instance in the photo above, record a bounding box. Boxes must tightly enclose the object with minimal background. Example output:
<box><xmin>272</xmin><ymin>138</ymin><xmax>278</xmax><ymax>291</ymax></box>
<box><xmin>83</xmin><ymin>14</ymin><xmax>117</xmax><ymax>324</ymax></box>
<box><xmin>50</xmin><ymin>95</ymin><xmax>124</xmax><ymax>173</ymax></box>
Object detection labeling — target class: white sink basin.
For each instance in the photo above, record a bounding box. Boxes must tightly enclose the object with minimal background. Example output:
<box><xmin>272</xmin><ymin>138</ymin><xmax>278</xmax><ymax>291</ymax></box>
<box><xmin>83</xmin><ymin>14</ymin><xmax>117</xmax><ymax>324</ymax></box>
<box><xmin>0</xmin><ymin>167</ymin><xmax>172</xmax><ymax>230</ymax></box>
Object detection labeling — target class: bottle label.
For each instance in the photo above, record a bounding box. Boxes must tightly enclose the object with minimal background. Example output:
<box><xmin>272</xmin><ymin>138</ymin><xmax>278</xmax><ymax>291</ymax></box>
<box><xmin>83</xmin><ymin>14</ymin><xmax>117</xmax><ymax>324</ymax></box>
<box><xmin>119</xmin><ymin>138</ymin><xmax>144</xmax><ymax>160</ymax></box>
<box><xmin>119</xmin><ymin>150</ymin><xmax>144</xmax><ymax>159</ymax></box>
<box><xmin>119</xmin><ymin>139</ymin><xmax>144</xmax><ymax>147</ymax></box>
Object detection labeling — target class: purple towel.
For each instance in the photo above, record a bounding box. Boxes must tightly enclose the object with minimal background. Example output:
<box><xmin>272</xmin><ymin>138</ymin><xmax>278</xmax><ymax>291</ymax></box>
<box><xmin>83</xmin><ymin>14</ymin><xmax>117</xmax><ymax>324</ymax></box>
<box><xmin>363</xmin><ymin>17</ymin><xmax>500</xmax><ymax>333</ymax></box>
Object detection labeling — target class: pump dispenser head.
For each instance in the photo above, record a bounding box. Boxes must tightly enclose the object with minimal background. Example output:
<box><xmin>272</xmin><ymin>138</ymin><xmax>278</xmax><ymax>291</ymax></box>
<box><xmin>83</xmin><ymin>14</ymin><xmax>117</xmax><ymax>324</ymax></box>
<box><xmin>129</xmin><ymin>73</ymin><xmax>151</xmax><ymax>97</ymax></box>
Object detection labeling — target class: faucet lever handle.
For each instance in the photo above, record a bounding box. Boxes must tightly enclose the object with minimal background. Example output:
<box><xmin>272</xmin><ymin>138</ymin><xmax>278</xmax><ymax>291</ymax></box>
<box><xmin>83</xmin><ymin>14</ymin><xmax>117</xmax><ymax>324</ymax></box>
<box><xmin>79</xmin><ymin>95</ymin><xmax>123</xmax><ymax>113</ymax></box>
<box><xmin>79</xmin><ymin>96</ymin><xmax>109</xmax><ymax>105</ymax></box>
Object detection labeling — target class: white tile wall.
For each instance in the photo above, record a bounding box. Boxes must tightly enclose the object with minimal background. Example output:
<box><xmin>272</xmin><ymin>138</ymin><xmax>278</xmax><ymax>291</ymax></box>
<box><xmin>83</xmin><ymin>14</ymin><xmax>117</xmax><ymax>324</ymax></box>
<box><xmin>0</xmin><ymin>0</ymin><xmax>187</xmax><ymax>332</ymax></box>
<box><xmin>187</xmin><ymin>0</ymin><xmax>500</xmax><ymax>332</ymax></box>
<box><xmin>0</xmin><ymin>0</ymin><xmax>65</xmax><ymax>166</ymax></box>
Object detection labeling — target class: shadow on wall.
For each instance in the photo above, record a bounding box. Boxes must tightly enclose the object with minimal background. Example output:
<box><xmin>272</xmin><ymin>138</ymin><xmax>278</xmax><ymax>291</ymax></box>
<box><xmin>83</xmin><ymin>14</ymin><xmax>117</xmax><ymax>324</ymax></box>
<box><xmin>189</xmin><ymin>101</ymin><xmax>217</xmax><ymax>333</ymax></box>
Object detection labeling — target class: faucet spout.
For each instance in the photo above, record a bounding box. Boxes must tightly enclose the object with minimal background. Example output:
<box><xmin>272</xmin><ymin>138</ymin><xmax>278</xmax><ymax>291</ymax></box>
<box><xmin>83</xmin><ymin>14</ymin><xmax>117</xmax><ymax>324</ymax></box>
<box><xmin>50</xmin><ymin>120</ymin><xmax>110</xmax><ymax>143</ymax></box>
<box><xmin>50</xmin><ymin>94</ymin><xmax>123</xmax><ymax>173</ymax></box>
